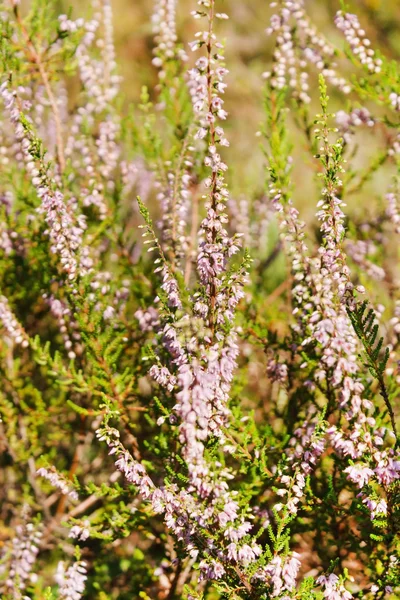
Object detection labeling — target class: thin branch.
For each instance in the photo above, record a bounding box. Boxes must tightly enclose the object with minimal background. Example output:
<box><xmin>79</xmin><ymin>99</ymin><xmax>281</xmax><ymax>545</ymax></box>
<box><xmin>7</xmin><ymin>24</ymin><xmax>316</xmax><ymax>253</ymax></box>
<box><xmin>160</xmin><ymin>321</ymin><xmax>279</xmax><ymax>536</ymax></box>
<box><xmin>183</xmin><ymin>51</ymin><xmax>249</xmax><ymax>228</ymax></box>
<box><xmin>15</xmin><ymin>7</ymin><xmax>66</xmax><ymax>173</ymax></box>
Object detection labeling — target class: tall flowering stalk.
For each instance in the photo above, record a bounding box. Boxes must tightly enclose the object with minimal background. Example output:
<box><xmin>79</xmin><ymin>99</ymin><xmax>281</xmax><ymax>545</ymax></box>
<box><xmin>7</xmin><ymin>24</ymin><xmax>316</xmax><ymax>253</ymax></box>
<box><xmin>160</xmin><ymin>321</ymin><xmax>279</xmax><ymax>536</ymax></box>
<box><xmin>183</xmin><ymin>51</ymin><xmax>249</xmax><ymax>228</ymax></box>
<box><xmin>0</xmin><ymin>83</ymin><xmax>90</xmax><ymax>280</ymax></box>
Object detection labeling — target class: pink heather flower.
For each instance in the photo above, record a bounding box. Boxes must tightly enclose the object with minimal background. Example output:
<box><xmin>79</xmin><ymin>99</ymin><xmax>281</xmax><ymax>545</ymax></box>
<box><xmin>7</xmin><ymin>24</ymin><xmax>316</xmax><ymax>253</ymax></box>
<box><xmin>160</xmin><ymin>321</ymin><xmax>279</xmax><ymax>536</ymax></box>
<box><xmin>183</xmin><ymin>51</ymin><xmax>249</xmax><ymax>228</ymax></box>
<box><xmin>389</xmin><ymin>93</ymin><xmax>400</xmax><ymax>111</ymax></box>
<box><xmin>317</xmin><ymin>574</ymin><xmax>353</xmax><ymax>600</ymax></box>
<box><xmin>336</xmin><ymin>108</ymin><xmax>374</xmax><ymax>143</ymax></box>
<box><xmin>0</xmin><ymin>296</ymin><xmax>29</xmax><ymax>347</ymax></box>
<box><xmin>227</xmin><ymin>542</ymin><xmax>238</xmax><ymax>561</ymax></box>
<box><xmin>344</xmin><ymin>464</ymin><xmax>374</xmax><ymax>488</ymax></box>
<box><xmin>56</xmin><ymin>560</ymin><xmax>87</xmax><ymax>600</ymax></box>
<box><xmin>113</xmin><ymin>451</ymin><xmax>154</xmax><ymax>498</ymax></box>
<box><xmin>335</xmin><ymin>11</ymin><xmax>382</xmax><ymax>73</ymax></box>
<box><xmin>36</xmin><ymin>467</ymin><xmax>78</xmax><ymax>500</ymax></box>
<box><xmin>282</xmin><ymin>552</ymin><xmax>301</xmax><ymax>589</ymax></box>
<box><xmin>264</xmin><ymin>556</ymin><xmax>284</xmax><ymax>596</ymax></box>
<box><xmin>152</xmin><ymin>0</ymin><xmax>187</xmax><ymax>76</ymax></box>
<box><xmin>0</xmin><ymin>83</ymin><xmax>91</xmax><ymax>280</ymax></box>
<box><xmin>199</xmin><ymin>559</ymin><xmax>226</xmax><ymax>580</ymax></box>
<box><xmin>224</xmin><ymin>521</ymin><xmax>252</xmax><ymax>542</ymax></box>
<box><xmin>103</xmin><ymin>306</ymin><xmax>115</xmax><ymax>320</ymax></box>
<box><xmin>362</xmin><ymin>497</ymin><xmax>387</xmax><ymax>519</ymax></box>
<box><xmin>69</xmin><ymin>521</ymin><xmax>90</xmax><ymax>542</ymax></box>
<box><xmin>386</xmin><ymin>192</ymin><xmax>400</xmax><ymax>234</ymax></box>
<box><xmin>237</xmin><ymin>543</ymin><xmax>261</xmax><ymax>566</ymax></box>
<box><xmin>150</xmin><ymin>364</ymin><xmax>177</xmax><ymax>392</ymax></box>
<box><xmin>217</xmin><ymin>500</ymin><xmax>239</xmax><ymax>526</ymax></box>
<box><xmin>3</xmin><ymin>521</ymin><xmax>42</xmax><ymax>593</ymax></box>
<box><xmin>135</xmin><ymin>307</ymin><xmax>160</xmax><ymax>332</ymax></box>
<box><xmin>160</xmin><ymin>266</ymin><xmax>182</xmax><ymax>308</ymax></box>
<box><xmin>374</xmin><ymin>456</ymin><xmax>400</xmax><ymax>485</ymax></box>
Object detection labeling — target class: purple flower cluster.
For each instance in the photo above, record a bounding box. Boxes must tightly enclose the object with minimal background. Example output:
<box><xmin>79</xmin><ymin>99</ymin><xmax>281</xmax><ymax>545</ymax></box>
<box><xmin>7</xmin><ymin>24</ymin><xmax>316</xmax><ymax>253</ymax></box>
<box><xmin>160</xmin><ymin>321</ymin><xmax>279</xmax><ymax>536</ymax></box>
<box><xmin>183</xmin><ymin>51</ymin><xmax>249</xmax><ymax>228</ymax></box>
<box><xmin>335</xmin><ymin>11</ymin><xmax>382</xmax><ymax>73</ymax></box>
<box><xmin>0</xmin><ymin>296</ymin><xmax>29</xmax><ymax>348</ymax></box>
<box><xmin>0</xmin><ymin>83</ymin><xmax>91</xmax><ymax>280</ymax></box>
<box><xmin>264</xmin><ymin>1</ymin><xmax>350</xmax><ymax>101</ymax></box>
<box><xmin>56</xmin><ymin>560</ymin><xmax>88</xmax><ymax>600</ymax></box>
<box><xmin>36</xmin><ymin>467</ymin><xmax>79</xmax><ymax>501</ymax></box>
<box><xmin>0</xmin><ymin>517</ymin><xmax>42</xmax><ymax>597</ymax></box>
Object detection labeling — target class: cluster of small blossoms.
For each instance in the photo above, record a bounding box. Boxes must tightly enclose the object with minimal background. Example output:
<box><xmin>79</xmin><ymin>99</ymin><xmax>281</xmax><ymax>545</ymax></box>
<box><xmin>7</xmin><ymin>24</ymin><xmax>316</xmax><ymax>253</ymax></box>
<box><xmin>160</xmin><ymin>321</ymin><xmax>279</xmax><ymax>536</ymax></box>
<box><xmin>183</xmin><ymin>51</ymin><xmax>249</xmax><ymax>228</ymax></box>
<box><xmin>120</xmin><ymin>158</ymin><xmax>154</xmax><ymax>207</ymax></box>
<box><xmin>371</xmin><ymin>584</ymin><xmax>396</xmax><ymax>598</ymax></box>
<box><xmin>143</xmin><ymin>1</ymin><xmax>259</xmax><ymax>565</ymax></box>
<box><xmin>97</xmin><ymin>426</ymin><xmax>154</xmax><ymax>494</ymax></box>
<box><xmin>152</xmin><ymin>0</ymin><xmax>187</xmax><ymax>78</ymax></box>
<box><xmin>258</xmin><ymin>552</ymin><xmax>301</xmax><ymax>597</ymax></box>
<box><xmin>317</xmin><ymin>574</ymin><xmax>352</xmax><ymax>600</ymax></box>
<box><xmin>386</xmin><ymin>191</ymin><xmax>400</xmax><ymax>234</ymax></box>
<box><xmin>171</xmin><ymin>339</ymin><xmax>236</xmax><ymax>484</ymax></box>
<box><xmin>315</xmin><ymin>170</ymin><xmax>351</xmax><ymax>299</ymax></box>
<box><xmin>55</xmin><ymin>560</ymin><xmax>88</xmax><ymax>600</ymax></box>
<box><xmin>274</xmin><ymin>414</ymin><xmax>326</xmax><ymax>517</ymax></box>
<box><xmin>64</xmin><ymin>3</ymin><xmax>121</xmax><ymax>220</ymax></box>
<box><xmin>36</xmin><ymin>467</ymin><xmax>79</xmax><ymax>500</ymax></box>
<box><xmin>64</xmin><ymin>15</ymin><xmax>100</xmax><ymax>165</ymax></box>
<box><xmin>0</xmin><ymin>296</ymin><xmax>29</xmax><ymax>347</ymax></box>
<box><xmin>305</xmin><ymin>132</ymin><xmax>366</xmax><ymax>401</ymax></box>
<box><xmin>272</xmin><ymin>178</ymin><xmax>366</xmax><ymax>502</ymax></box>
<box><xmin>96</xmin><ymin>423</ymin><xmax>228</xmax><ymax>572</ymax></box>
<box><xmin>189</xmin><ymin>2</ymin><xmax>245</xmax><ymax>334</ymax></box>
<box><xmin>269</xmin><ymin>184</ymin><xmax>314</xmax><ymax>340</ymax></box>
<box><xmin>102</xmin><ymin>0</ymin><xmax>118</xmax><ymax>92</ymax></box>
<box><xmin>264</xmin><ymin>1</ymin><xmax>350</xmax><ymax>101</ymax></box>
<box><xmin>310</xmin><ymin>170</ymin><xmax>400</xmax><ymax>504</ymax></box>
<box><xmin>92</xmin><ymin>4</ymin><xmax>121</xmax><ymax>189</ymax></box>
<box><xmin>389</xmin><ymin>92</ymin><xmax>400</xmax><ymax>111</ymax></box>
<box><xmin>155</xmin><ymin>156</ymin><xmax>193</xmax><ymax>264</ymax></box>
<box><xmin>0</xmin><ymin>191</ymin><xmax>17</xmax><ymax>259</ymax></box>
<box><xmin>268</xmin><ymin>130</ymin><xmax>400</xmax><ymax>520</ymax></box>
<box><xmin>335</xmin><ymin>107</ymin><xmax>374</xmax><ymax>144</ymax></box>
<box><xmin>149</xmin><ymin>318</ymin><xmax>260</xmax><ymax>572</ymax></box>
<box><xmin>328</xmin><ymin>416</ymin><xmax>400</xmax><ymax>484</ymax></box>
<box><xmin>135</xmin><ymin>306</ymin><xmax>160</xmax><ymax>333</ymax></box>
<box><xmin>74</xmin><ymin>1</ymin><xmax>119</xmax><ymax>113</ymax></box>
<box><xmin>335</xmin><ymin>11</ymin><xmax>382</xmax><ymax>73</ymax></box>
<box><xmin>42</xmin><ymin>294</ymin><xmax>81</xmax><ymax>360</ymax></box>
<box><xmin>69</xmin><ymin>521</ymin><xmax>91</xmax><ymax>542</ymax></box>
<box><xmin>0</xmin><ymin>226</ymin><xmax>13</xmax><ymax>255</ymax></box>
<box><xmin>58</xmin><ymin>14</ymin><xmax>85</xmax><ymax>33</ymax></box>
<box><xmin>308</xmin><ymin>173</ymin><xmax>368</xmax><ymax>413</ymax></box>
<box><xmin>265</xmin><ymin>2</ymin><xmax>304</xmax><ymax>97</ymax></box>
<box><xmin>0</xmin><ymin>521</ymin><xmax>42</xmax><ymax>596</ymax></box>
<box><xmin>362</xmin><ymin>495</ymin><xmax>388</xmax><ymax>520</ymax></box>
<box><xmin>159</xmin><ymin>265</ymin><xmax>183</xmax><ymax>309</ymax></box>
<box><xmin>0</xmin><ymin>83</ymin><xmax>91</xmax><ymax>280</ymax></box>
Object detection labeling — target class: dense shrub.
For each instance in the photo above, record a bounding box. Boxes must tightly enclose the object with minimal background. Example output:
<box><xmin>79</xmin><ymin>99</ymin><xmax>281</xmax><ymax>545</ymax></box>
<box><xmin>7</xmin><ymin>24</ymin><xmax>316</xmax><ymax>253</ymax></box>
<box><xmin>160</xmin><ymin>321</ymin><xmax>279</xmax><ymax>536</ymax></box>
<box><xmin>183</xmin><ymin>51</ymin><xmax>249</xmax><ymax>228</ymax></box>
<box><xmin>0</xmin><ymin>0</ymin><xmax>399</xmax><ymax>598</ymax></box>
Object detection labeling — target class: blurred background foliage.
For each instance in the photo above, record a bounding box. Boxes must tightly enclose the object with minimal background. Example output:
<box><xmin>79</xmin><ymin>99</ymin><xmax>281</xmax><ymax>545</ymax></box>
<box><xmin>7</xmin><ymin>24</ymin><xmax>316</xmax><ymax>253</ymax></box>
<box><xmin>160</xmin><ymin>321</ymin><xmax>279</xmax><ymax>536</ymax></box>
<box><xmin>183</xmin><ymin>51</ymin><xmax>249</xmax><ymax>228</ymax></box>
<box><xmin>51</xmin><ymin>0</ymin><xmax>400</xmax><ymax>277</ymax></box>
<box><xmin>55</xmin><ymin>0</ymin><xmax>400</xmax><ymax>205</ymax></box>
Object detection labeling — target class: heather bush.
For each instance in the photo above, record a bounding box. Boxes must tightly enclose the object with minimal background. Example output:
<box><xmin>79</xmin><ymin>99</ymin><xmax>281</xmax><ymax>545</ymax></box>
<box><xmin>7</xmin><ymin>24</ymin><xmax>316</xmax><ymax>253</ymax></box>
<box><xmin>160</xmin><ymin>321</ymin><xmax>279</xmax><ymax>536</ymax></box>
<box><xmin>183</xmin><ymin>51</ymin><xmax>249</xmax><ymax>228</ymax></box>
<box><xmin>0</xmin><ymin>0</ymin><xmax>400</xmax><ymax>598</ymax></box>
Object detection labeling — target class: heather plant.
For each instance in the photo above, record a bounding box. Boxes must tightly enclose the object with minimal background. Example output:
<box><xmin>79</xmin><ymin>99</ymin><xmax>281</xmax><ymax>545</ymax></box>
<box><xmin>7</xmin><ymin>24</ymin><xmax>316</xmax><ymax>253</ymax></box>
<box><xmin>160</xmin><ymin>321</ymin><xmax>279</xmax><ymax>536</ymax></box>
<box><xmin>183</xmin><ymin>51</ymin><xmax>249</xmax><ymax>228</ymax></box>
<box><xmin>0</xmin><ymin>0</ymin><xmax>400</xmax><ymax>599</ymax></box>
